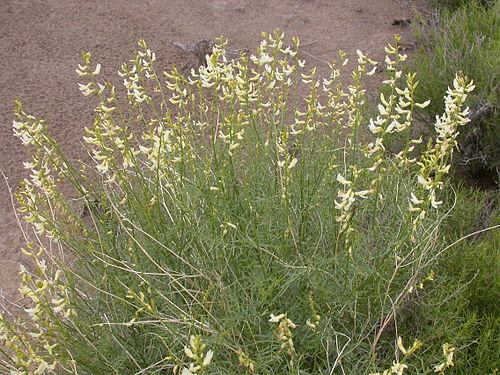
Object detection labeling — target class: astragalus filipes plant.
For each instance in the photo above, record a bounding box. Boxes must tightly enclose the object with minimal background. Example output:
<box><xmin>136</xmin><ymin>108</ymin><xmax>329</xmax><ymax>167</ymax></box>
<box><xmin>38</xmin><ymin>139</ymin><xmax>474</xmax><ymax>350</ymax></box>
<box><xmin>1</xmin><ymin>31</ymin><xmax>476</xmax><ymax>374</ymax></box>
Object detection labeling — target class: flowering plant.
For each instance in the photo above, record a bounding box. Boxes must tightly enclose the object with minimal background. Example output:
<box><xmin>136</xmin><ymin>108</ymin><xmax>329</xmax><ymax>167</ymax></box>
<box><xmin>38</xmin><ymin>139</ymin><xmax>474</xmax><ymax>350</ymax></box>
<box><xmin>0</xmin><ymin>31</ymin><xmax>478</xmax><ymax>375</ymax></box>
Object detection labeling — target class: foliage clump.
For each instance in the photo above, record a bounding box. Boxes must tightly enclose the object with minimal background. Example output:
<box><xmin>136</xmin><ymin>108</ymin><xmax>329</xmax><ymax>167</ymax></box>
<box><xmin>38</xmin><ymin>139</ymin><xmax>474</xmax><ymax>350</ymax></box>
<box><xmin>1</xmin><ymin>31</ymin><xmax>496</xmax><ymax>375</ymax></box>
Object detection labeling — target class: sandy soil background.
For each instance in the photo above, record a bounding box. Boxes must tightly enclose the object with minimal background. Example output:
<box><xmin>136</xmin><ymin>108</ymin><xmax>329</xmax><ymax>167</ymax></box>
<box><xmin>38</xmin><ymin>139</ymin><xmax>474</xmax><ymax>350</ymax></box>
<box><xmin>0</xmin><ymin>0</ymin><xmax>429</xmax><ymax>305</ymax></box>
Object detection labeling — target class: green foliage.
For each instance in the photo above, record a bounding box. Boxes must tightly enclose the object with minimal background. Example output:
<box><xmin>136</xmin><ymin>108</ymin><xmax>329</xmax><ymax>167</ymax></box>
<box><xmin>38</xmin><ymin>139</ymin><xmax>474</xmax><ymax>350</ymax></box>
<box><xmin>0</xmin><ymin>32</ymin><xmax>497</xmax><ymax>375</ymax></box>
<box><xmin>409</xmin><ymin>1</ymin><xmax>500</xmax><ymax>179</ymax></box>
<box><xmin>430</xmin><ymin>0</ymin><xmax>495</xmax><ymax>11</ymax></box>
<box><xmin>417</xmin><ymin>188</ymin><xmax>499</xmax><ymax>374</ymax></box>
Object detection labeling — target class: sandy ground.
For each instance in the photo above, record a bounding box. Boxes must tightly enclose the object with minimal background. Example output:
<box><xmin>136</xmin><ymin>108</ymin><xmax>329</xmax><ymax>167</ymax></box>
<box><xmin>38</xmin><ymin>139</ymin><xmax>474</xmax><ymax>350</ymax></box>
<box><xmin>0</xmin><ymin>0</ymin><xmax>428</xmax><ymax>305</ymax></box>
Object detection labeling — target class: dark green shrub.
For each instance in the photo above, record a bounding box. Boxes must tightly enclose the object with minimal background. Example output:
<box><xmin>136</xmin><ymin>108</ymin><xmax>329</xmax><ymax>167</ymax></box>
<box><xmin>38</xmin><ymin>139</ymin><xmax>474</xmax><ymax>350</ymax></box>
<box><xmin>409</xmin><ymin>1</ymin><xmax>499</xmax><ymax>184</ymax></box>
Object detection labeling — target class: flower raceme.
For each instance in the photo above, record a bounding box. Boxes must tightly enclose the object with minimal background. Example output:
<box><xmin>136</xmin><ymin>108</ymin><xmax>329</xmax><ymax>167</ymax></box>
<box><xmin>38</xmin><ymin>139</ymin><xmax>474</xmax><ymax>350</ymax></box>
<box><xmin>409</xmin><ymin>74</ymin><xmax>474</xmax><ymax>234</ymax></box>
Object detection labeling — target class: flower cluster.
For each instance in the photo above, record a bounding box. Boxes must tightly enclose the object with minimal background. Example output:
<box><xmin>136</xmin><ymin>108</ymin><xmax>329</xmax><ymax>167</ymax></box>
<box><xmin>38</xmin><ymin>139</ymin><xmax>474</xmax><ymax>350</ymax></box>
<box><xmin>235</xmin><ymin>349</ymin><xmax>256</xmax><ymax>373</ymax></box>
<box><xmin>410</xmin><ymin>75</ymin><xmax>474</xmax><ymax>234</ymax></box>
<box><xmin>139</xmin><ymin>118</ymin><xmax>182</xmax><ymax>178</ymax></box>
<box><xmin>79</xmin><ymin>52</ymin><xmax>140</xmax><ymax>181</ymax></box>
<box><xmin>326</xmin><ymin>36</ymin><xmax>435</xmax><ymax>253</ymax></box>
<box><xmin>1</xmin><ymin>312</ymin><xmax>60</xmax><ymax>375</ymax></box>
<box><xmin>12</xmin><ymin>101</ymin><xmax>73</xmax><ymax>240</ymax></box>
<box><xmin>118</xmin><ymin>40</ymin><xmax>157</xmax><ymax>106</ymax></box>
<box><xmin>75</xmin><ymin>52</ymin><xmax>103</xmax><ymax>94</ymax></box>
<box><xmin>18</xmin><ymin>258</ymin><xmax>75</xmax><ymax>321</ymax></box>
<box><xmin>334</xmin><ymin>169</ymin><xmax>375</xmax><ymax>222</ymax></box>
<box><xmin>433</xmin><ymin>343</ymin><xmax>455</xmax><ymax>373</ymax></box>
<box><xmin>125</xmin><ymin>286</ymin><xmax>157</xmax><ymax>322</ymax></box>
<box><xmin>0</xmin><ymin>243</ymin><xmax>75</xmax><ymax>375</ymax></box>
<box><xmin>305</xmin><ymin>314</ymin><xmax>321</xmax><ymax>330</ymax></box>
<box><xmin>397</xmin><ymin>336</ymin><xmax>423</xmax><ymax>357</ymax></box>
<box><xmin>366</xmin><ymin>36</ymin><xmax>429</xmax><ymax>172</ymax></box>
<box><xmin>163</xmin><ymin>31</ymin><xmax>306</xmax><ymax>207</ymax></box>
<box><xmin>338</xmin><ymin>47</ymin><xmax>377</xmax><ymax>152</ymax></box>
<box><xmin>176</xmin><ymin>335</ymin><xmax>214</xmax><ymax>375</ymax></box>
<box><xmin>269</xmin><ymin>313</ymin><xmax>297</xmax><ymax>356</ymax></box>
<box><xmin>370</xmin><ymin>337</ymin><xmax>423</xmax><ymax>375</ymax></box>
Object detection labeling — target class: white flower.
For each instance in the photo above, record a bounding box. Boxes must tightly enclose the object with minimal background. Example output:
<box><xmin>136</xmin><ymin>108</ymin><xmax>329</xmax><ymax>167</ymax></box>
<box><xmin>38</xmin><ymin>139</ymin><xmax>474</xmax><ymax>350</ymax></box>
<box><xmin>269</xmin><ymin>313</ymin><xmax>286</xmax><ymax>323</ymax></box>
<box><xmin>417</xmin><ymin>175</ymin><xmax>432</xmax><ymax>189</ymax></box>
<box><xmin>203</xmin><ymin>350</ymin><xmax>214</xmax><ymax>366</ymax></box>
<box><xmin>336</xmin><ymin>173</ymin><xmax>352</xmax><ymax>185</ymax></box>
<box><xmin>366</xmin><ymin>65</ymin><xmax>377</xmax><ymax>76</ymax></box>
<box><xmin>397</xmin><ymin>336</ymin><xmax>408</xmax><ymax>355</ymax></box>
<box><xmin>288</xmin><ymin>158</ymin><xmax>298</xmax><ymax>170</ymax></box>
<box><xmin>410</xmin><ymin>192</ymin><xmax>424</xmax><ymax>205</ymax></box>
<box><xmin>184</xmin><ymin>346</ymin><xmax>196</xmax><ymax>360</ymax></box>
<box><xmin>391</xmin><ymin>362</ymin><xmax>408</xmax><ymax>375</ymax></box>
<box><xmin>430</xmin><ymin>191</ymin><xmax>443</xmax><ymax>208</ymax></box>
<box><xmin>369</xmin><ymin>118</ymin><xmax>383</xmax><ymax>134</ymax></box>
<box><xmin>306</xmin><ymin>319</ymin><xmax>316</xmax><ymax>329</ymax></box>
<box><xmin>92</xmin><ymin>63</ymin><xmax>102</xmax><ymax>75</ymax></box>
<box><xmin>259</xmin><ymin>53</ymin><xmax>273</xmax><ymax>65</ymax></box>
<box><xmin>77</xmin><ymin>82</ymin><xmax>95</xmax><ymax>96</ymax></box>
<box><xmin>386</xmin><ymin>120</ymin><xmax>399</xmax><ymax>134</ymax></box>
<box><xmin>415</xmin><ymin>99</ymin><xmax>431</xmax><ymax>108</ymax></box>
<box><xmin>354</xmin><ymin>189</ymin><xmax>375</xmax><ymax>198</ymax></box>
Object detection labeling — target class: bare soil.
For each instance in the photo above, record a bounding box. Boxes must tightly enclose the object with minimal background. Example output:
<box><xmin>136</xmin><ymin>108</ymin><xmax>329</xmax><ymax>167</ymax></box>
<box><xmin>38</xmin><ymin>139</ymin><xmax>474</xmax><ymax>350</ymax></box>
<box><xmin>0</xmin><ymin>0</ymin><xmax>429</xmax><ymax>304</ymax></box>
